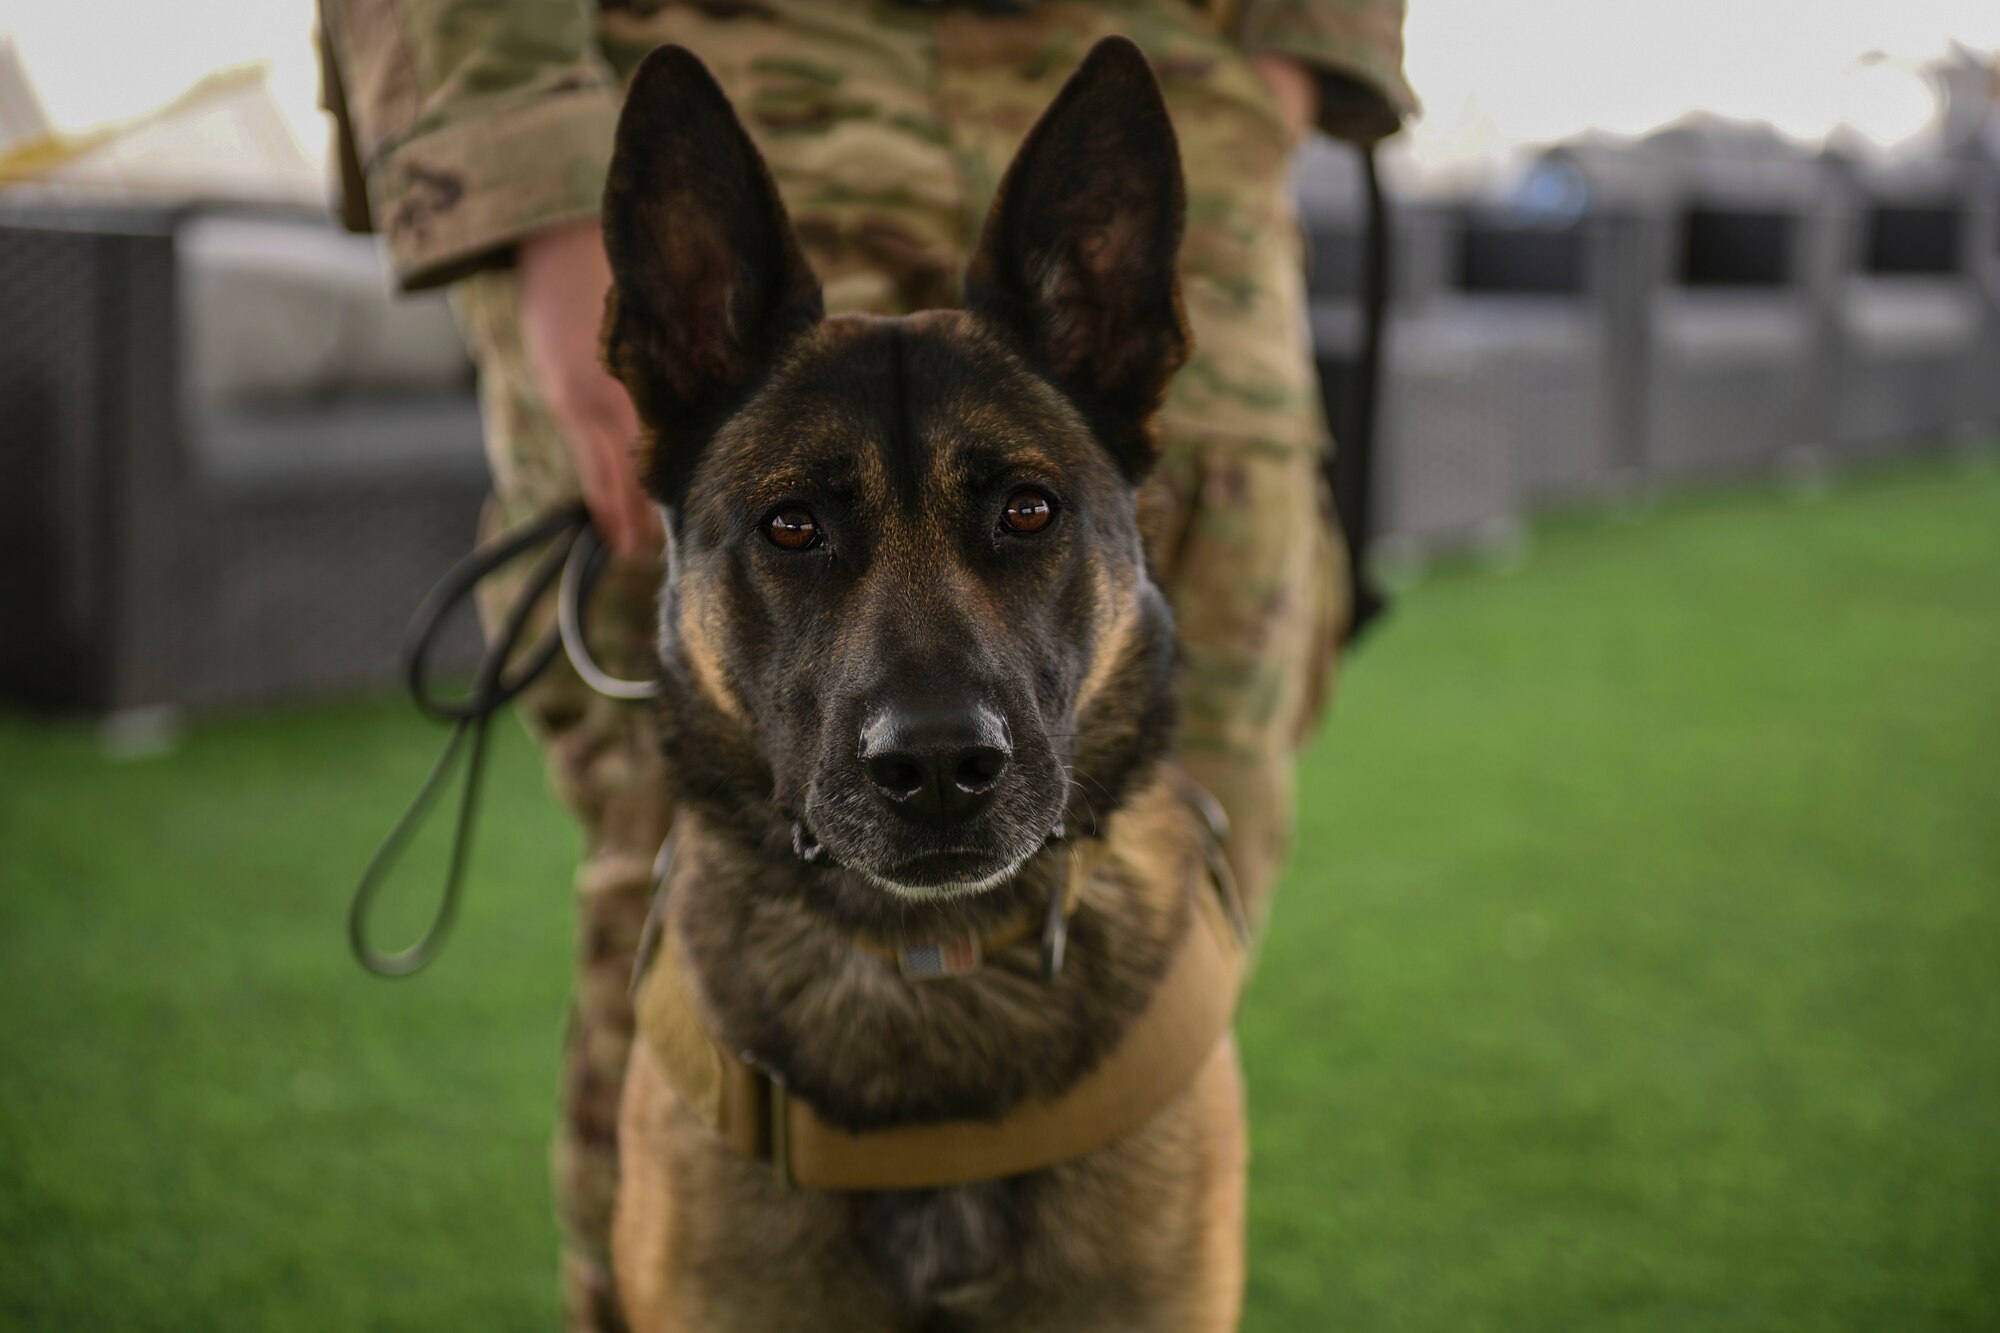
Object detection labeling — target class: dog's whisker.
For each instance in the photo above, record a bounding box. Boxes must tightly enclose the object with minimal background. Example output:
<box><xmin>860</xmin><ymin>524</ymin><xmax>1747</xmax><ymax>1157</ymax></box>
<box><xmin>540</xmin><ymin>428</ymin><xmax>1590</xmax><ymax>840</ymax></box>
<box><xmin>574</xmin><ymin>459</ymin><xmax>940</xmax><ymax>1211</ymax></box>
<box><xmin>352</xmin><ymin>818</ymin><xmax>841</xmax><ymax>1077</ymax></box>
<box><xmin>1070</xmin><ymin>764</ymin><xmax>1116</xmax><ymax>805</ymax></box>
<box><xmin>1060</xmin><ymin>764</ymin><xmax>1102</xmax><ymax>836</ymax></box>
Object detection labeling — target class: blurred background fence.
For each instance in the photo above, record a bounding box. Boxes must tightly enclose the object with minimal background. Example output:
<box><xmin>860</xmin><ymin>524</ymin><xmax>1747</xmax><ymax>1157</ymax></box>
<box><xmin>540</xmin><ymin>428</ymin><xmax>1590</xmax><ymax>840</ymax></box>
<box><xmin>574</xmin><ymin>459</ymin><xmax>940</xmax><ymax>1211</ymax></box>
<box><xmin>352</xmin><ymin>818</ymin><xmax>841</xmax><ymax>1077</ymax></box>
<box><xmin>1298</xmin><ymin>120</ymin><xmax>2000</xmax><ymax>562</ymax></box>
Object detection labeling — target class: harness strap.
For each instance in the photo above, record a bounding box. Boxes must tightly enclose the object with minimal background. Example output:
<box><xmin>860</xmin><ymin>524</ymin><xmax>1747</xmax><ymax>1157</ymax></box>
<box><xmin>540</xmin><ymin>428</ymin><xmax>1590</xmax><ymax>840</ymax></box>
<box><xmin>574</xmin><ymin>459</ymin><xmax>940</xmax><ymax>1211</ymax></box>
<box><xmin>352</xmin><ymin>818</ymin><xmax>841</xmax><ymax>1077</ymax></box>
<box><xmin>634</xmin><ymin>840</ymin><xmax>1245</xmax><ymax>1191</ymax></box>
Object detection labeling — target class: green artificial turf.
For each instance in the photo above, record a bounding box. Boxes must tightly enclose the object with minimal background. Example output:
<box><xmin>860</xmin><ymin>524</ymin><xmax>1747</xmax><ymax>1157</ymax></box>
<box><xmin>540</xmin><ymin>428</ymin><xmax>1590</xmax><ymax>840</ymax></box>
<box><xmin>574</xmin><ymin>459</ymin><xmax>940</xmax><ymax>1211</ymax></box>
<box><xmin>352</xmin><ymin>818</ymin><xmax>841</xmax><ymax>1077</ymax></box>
<box><xmin>3</xmin><ymin>456</ymin><xmax>1997</xmax><ymax>1330</ymax></box>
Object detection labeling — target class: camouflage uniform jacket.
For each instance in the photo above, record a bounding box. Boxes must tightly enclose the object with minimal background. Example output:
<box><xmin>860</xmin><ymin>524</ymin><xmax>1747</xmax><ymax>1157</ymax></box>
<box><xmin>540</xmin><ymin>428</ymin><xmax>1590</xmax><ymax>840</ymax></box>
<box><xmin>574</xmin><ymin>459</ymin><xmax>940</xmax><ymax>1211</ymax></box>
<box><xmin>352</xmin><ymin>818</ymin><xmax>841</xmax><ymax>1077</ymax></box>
<box><xmin>318</xmin><ymin>0</ymin><xmax>1415</xmax><ymax>292</ymax></box>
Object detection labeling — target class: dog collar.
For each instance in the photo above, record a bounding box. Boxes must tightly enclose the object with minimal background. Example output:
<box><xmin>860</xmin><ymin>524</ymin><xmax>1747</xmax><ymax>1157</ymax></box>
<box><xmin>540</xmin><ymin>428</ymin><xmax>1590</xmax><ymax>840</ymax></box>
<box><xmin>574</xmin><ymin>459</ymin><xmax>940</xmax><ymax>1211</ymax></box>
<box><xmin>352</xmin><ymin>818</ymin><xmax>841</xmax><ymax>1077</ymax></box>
<box><xmin>632</xmin><ymin>809</ymin><xmax>1248</xmax><ymax>1191</ymax></box>
<box><xmin>848</xmin><ymin>839</ymin><xmax>1106</xmax><ymax>982</ymax></box>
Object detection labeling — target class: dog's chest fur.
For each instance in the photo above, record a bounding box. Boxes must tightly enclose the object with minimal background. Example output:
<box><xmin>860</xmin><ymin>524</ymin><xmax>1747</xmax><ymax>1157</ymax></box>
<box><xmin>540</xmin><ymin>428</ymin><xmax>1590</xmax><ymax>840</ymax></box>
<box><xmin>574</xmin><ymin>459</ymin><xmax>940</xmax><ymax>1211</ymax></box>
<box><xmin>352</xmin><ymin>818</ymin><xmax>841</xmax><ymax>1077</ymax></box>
<box><xmin>852</xmin><ymin>1182</ymin><xmax>1019</xmax><ymax>1313</ymax></box>
<box><xmin>616</xmin><ymin>773</ymin><xmax>1245</xmax><ymax>1331</ymax></box>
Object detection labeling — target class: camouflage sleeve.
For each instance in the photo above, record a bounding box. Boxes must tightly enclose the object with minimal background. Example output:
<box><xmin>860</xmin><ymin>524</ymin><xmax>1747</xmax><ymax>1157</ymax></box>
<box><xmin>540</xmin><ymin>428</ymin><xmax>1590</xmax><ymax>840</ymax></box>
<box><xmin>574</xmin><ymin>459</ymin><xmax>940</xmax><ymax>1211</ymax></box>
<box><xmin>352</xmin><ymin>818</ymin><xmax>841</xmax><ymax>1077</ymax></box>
<box><xmin>318</xmin><ymin>0</ymin><xmax>621</xmax><ymax>291</ymax></box>
<box><xmin>1230</xmin><ymin>0</ymin><xmax>1418</xmax><ymax>144</ymax></box>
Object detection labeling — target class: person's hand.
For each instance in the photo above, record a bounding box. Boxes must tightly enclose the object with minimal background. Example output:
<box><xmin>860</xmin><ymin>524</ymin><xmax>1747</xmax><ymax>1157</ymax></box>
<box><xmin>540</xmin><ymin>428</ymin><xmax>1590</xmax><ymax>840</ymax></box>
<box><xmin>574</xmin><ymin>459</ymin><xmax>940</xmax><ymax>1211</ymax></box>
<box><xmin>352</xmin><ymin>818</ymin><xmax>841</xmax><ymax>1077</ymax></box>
<box><xmin>1248</xmin><ymin>54</ymin><xmax>1319</xmax><ymax>144</ymax></box>
<box><xmin>516</xmin><ymin>218</ymin><xmax>663</xmax><ymax>559</ymax></box>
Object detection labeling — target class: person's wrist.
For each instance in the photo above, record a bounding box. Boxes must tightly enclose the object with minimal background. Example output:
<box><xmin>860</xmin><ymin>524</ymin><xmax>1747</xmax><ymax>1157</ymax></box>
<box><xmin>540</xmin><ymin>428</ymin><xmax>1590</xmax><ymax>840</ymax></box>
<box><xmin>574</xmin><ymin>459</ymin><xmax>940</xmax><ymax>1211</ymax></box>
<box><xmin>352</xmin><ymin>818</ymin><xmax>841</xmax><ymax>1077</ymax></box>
<box><xmin>516</xmin><ymin>215</ymin><xmax>601</xmax><ymax>272</ymax></box>
<box><xmin>514</xmin><ymin>215</ymin><xmax>661</xmax><ymax>557</ymax></box>
<box><xmin>1247</xmin><ymin>53</ymin><xmax>1318</xmax><ymax>143</ymax></box>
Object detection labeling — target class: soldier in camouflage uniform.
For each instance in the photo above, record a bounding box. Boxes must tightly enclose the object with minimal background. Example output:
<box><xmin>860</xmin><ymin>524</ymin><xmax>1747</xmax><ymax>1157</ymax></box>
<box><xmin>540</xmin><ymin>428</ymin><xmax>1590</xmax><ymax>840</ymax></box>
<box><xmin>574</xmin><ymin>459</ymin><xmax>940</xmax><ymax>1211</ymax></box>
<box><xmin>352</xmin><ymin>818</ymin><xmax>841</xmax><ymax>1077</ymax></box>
<box><xmin>319</xmin><ymin>0</ymin><xmax>1411</xmax><ymax>1326</ymax></box>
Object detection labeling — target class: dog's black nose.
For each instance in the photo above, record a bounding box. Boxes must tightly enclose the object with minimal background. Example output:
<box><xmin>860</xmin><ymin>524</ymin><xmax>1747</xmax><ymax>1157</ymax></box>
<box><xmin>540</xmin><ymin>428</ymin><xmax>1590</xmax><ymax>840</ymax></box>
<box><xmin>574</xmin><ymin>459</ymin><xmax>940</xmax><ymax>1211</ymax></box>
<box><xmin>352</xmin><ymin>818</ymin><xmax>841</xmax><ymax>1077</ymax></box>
<box><xmin>860</xmin><ymin>704</ymin><xmax>1011</xmax><ymax>824</ymax></box>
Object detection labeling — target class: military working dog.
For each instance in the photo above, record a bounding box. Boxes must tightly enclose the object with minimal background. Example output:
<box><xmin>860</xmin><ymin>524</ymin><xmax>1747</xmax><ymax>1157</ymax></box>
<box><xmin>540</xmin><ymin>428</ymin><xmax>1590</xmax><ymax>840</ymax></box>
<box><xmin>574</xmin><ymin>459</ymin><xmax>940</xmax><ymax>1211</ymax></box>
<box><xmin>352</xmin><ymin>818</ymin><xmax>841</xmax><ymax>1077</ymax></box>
<box><xmin>602</xmin><ymin>37</ymin><xmax>1251</xmax><ymax>1332</ymax></box>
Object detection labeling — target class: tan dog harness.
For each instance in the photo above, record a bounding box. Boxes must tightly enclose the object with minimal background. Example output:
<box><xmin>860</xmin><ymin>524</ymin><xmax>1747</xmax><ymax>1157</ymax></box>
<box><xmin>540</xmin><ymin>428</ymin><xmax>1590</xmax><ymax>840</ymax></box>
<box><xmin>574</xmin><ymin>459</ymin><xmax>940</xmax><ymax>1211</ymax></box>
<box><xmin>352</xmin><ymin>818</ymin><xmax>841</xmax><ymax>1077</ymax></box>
<box><xmin>633</xmin><ymin>831</ymin><xmax>1248</xmax><ymax>1191</ymax></box>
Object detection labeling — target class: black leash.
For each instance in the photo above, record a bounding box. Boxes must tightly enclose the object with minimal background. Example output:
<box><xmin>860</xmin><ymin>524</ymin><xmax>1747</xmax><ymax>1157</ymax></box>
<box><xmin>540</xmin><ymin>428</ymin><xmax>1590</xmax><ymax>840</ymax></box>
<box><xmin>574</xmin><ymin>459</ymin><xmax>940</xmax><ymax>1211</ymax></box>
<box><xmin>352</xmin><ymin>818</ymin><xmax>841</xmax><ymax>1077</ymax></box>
<box><xmin>348</xmin><ymin>504</ymin><xmax>654</xmax><ymax>977</ymax></box>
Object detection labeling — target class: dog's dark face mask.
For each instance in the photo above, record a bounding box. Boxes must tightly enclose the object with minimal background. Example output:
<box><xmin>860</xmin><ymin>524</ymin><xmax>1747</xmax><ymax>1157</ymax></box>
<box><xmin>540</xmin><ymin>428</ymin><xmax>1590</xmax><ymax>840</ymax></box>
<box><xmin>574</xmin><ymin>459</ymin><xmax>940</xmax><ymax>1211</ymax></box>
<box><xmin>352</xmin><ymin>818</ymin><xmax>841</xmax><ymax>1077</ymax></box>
<box><xmin>601</xmin><ymin>39</ymin><xmax>1188</xmax><ymax>904</ymax></box>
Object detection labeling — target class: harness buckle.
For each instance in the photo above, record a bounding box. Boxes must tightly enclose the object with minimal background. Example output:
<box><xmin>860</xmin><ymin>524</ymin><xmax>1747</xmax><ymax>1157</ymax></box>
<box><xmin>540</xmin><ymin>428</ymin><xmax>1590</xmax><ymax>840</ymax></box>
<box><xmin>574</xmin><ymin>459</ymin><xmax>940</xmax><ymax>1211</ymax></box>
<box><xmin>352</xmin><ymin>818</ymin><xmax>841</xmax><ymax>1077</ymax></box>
<box><xmin>1178</xmin><ymin>778</ymin><xmax>1249</xmax><ymax>947</ymax></box>
<box><xmin>1201</xmin><ymin>831</ymin><xmax>1251</xmax><ymax>948</ymax></box>
<box><xmin>769</xmin><ymin>1076</ymin><xmax>792</xmax><ymax>1190</ymax></box>
<box><xmin>742</xmin><ymin>1050</ymin><xmax>793</xmax><ymax>1189</ymax></box>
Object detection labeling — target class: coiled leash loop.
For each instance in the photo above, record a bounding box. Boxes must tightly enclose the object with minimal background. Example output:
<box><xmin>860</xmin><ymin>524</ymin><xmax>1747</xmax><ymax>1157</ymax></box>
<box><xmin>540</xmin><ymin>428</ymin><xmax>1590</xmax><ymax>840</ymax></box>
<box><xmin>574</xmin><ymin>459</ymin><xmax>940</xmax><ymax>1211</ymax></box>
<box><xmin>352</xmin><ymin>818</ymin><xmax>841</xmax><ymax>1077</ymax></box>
<box><xmin>348</xmin><ymin>504</ymin><xmax>657</xmax><ymax>977</ymax></box>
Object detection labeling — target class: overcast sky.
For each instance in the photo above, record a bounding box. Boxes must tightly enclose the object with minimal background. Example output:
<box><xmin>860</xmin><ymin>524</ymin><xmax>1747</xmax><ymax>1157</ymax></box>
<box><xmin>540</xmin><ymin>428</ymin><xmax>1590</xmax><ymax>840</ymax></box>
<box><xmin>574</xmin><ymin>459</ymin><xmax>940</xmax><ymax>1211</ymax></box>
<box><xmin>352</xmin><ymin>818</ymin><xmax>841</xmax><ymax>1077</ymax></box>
<box><xmin>5</xmin><ymin>0</ymin><xmax>1999</xmax><ymax>174</ymax></box>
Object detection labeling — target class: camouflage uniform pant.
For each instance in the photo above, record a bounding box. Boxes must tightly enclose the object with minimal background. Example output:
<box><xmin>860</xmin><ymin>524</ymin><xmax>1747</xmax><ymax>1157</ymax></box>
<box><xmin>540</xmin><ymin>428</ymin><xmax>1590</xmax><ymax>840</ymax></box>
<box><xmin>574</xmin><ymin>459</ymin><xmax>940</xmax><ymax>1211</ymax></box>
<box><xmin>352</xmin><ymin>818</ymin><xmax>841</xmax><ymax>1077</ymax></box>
<box><xmin>452</xmin><ymin>0</ymin><xmax>1348</xmax><ymax>1326</ymax></box>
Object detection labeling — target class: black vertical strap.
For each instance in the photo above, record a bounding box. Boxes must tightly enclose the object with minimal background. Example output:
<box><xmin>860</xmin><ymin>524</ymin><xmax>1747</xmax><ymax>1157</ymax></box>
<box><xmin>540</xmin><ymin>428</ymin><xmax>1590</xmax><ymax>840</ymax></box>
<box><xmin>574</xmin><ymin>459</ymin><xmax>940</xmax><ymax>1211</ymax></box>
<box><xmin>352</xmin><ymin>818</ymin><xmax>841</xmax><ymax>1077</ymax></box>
<box><xmin>1331</xmin><ymin>143</ymin><xmax>1391</xmax><ymax>643</ymax></box>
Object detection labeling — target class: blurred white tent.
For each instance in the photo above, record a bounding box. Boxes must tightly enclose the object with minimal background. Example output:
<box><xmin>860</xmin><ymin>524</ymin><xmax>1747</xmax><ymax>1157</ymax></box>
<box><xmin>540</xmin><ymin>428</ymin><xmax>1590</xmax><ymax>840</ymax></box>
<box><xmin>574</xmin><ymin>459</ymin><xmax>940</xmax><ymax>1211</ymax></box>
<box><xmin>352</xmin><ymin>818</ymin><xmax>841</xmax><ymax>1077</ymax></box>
<box><xmin>0</xmin><ymin>42</ymin><xmax>319</xmax><ymax>206</ymax></box>
<box><xmin>0</xmin><ymin>38</ymin><xmax>51</xmax><ymax>154</ymax></box>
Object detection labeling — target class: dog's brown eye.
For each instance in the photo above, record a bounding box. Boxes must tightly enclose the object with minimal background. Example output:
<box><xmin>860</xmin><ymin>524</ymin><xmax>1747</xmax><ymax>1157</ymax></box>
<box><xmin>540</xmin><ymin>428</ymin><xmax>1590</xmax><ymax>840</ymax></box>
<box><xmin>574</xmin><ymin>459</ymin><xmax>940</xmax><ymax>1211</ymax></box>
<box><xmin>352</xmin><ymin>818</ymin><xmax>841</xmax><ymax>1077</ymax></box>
<box><xmin>1001</xmin><ymin>488</ymin><xmax>1055</xmax><ymax>535</ymax></box>
<box><xmin>765</xmin><ymin>506</ymin><xmax>821</xmax><ymax>551</ymax></box>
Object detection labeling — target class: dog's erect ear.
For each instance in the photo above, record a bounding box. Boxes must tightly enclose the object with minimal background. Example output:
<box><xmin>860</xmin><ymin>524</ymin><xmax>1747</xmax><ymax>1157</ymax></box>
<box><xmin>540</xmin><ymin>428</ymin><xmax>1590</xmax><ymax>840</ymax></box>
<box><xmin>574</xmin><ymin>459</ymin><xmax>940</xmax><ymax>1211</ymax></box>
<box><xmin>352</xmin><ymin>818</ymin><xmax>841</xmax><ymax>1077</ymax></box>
<box><xmin>601</xmin><ymin>46</ymin><xmax>823</xmax><ymax>490</ymax></box>
<box><xmin>964</xmin><ymin>37</ymin><xmax>1189</xmax><ymax>480</ymax></box>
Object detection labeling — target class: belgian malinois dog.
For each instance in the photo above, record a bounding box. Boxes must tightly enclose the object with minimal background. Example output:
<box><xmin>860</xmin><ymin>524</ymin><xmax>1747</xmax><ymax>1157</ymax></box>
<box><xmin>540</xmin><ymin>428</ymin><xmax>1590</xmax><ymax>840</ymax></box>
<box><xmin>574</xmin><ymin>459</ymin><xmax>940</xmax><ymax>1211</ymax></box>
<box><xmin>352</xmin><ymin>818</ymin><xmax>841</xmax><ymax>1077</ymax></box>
<box><xmin>601</xmin><ymin>37</ymin><xmax>1250</xmax><ymax>1332</ymax></box>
